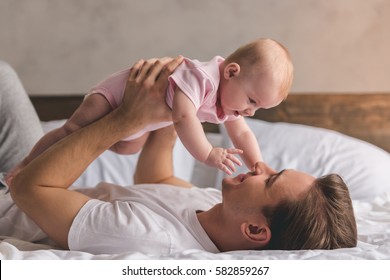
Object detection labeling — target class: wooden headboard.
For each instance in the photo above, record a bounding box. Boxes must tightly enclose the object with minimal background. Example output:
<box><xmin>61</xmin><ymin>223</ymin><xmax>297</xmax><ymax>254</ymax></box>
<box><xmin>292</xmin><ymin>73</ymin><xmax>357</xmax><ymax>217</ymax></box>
<box><xmin>30</xmin><ymin>93</ymin><xmax>390</xmax><ymax>153</ymax></box>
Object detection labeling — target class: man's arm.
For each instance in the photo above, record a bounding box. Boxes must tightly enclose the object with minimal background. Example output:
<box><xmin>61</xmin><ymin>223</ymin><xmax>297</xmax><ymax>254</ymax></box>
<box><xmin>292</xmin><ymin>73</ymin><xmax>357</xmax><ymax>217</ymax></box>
<box><xmin>9</xmin><ymin>56</ymin><xmax>184</xmax><ymax>249</ymax></box>
<box><xmin>134</xmin><ymin>125</ymin><xmax>192</xmax><ymax>188</ymax></box>
<box><xmin>6</xmin><ymin>94</ymin><xmax>112</xmax><ymax>185</ymax></box>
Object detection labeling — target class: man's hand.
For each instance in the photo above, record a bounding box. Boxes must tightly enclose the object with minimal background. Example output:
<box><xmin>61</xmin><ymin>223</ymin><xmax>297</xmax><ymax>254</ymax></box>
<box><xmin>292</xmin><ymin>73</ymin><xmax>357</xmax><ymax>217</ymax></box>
<box><xmin>205</xmin><ymin>147</ymin><xmax>243</xmax><ymax>175</ymax></box>
<box><xmin>117</xmin><ymin>56</ymin><xmax>184</xmax><ymax>133</ymax></box>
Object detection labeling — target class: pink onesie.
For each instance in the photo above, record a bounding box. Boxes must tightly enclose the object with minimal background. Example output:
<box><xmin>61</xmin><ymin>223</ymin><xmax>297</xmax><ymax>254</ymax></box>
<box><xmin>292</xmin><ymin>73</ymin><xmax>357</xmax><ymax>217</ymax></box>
<box><xmin>89</xmin><ymin>56</ymin><xmax>240</xmax><ymax>141</ymax></box>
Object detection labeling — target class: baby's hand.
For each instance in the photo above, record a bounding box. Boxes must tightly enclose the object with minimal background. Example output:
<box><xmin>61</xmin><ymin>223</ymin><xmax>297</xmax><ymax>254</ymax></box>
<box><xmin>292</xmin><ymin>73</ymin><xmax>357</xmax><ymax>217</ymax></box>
<box><xmin>205</xmin><ymin>147</ymin><xmax>243</xmax><ymax>175</ymax></box>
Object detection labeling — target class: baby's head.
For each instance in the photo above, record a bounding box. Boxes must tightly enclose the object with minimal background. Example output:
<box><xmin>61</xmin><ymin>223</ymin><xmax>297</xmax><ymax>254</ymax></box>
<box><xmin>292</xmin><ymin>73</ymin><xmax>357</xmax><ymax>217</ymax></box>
<box><xmin>219</xmin><ymin>38</ymin><xmax>293</xmax><ymax>117</ymax></box>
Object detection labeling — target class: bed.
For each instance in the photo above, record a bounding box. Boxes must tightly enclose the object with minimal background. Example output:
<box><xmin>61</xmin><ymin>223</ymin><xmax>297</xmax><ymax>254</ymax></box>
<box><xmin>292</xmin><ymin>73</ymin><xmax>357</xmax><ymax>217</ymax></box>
<box><xmin>1</xmin><ymin>93</ymin><xmax>390</xmax><ymax>260</ymax></box>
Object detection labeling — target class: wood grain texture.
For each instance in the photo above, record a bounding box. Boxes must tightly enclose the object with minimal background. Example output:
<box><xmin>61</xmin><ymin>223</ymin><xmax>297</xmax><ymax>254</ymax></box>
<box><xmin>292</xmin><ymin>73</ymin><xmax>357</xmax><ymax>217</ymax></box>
<box><xmin>30</xmin><ymin>93</ymin><xmax>390</xmax><ymax>152</ymax></box>
<box><xmin>254</xmin><ymin>93</ymin><xmax>390</xmax><ymax>153</ymax></box>
<box><xmin>31</xmin><ymin>95</ymin><xmax>83</xmax><ymax>121</ymax></box>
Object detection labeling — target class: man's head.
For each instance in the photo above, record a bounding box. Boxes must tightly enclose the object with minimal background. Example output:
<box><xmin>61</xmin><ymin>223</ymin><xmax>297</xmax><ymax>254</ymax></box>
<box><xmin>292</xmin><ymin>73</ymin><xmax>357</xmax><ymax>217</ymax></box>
<box><xmin>218</xmin><ymin>38</ymin><xmax>293</xmax><ymax>117</ymax></box>
<box><xmin>262</xmin><ymin>174</ymin><xmax>357</xmax><ymax>250</ymax></box>
<box><xmin>220</xmin><ymin>162</ymin><xmax>357</xmax><ymax>250</ymax></box>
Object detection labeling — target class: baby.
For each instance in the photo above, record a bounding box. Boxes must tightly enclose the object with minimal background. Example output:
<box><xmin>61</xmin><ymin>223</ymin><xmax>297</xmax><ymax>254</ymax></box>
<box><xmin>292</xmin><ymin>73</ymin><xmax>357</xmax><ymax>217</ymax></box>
<box><xmin>10</xmin><ymin>38</ymin><xmax>293</xmax><ymax>179</ymax></box>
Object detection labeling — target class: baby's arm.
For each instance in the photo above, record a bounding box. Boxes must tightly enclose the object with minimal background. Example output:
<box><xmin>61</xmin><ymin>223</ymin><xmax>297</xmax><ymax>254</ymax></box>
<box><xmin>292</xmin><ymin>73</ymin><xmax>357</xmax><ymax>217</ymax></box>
<box><xmin>172</xmin><ymin>89</ymin><xmax>243</xmax><ymax>175</ymax></box>
<box><xmin>224</xmin><ymin>117</ymin><xmax>263</xmax><ymax>171</ymax></box>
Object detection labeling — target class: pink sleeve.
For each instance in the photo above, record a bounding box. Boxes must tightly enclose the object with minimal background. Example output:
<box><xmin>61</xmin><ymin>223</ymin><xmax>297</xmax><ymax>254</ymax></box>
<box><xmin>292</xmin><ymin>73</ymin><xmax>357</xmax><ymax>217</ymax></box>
<box><xmin>168</xmin><ymin>61</ymin><xmax>215</xmax><ymax>111</ymax></box>
<box><xmin>89</xmin><ymin>68</ymin><xmax>131</xmax><ymax>109</ymax></box>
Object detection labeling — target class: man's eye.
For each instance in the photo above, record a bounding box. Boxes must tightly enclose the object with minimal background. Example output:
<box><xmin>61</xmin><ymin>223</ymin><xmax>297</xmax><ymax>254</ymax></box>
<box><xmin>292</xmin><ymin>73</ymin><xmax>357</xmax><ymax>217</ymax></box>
<box><xmin>249</xmin><ymin>98</ymin><xmax>256</xmax><ymax>104</ymax></box>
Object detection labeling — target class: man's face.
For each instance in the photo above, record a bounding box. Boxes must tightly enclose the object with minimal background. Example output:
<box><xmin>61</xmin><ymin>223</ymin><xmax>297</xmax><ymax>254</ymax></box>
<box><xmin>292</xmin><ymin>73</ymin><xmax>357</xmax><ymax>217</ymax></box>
<box><xmin>221</xmin><ymin>162</ymin><xmax>315</xmax><ymax>215</ymax></box>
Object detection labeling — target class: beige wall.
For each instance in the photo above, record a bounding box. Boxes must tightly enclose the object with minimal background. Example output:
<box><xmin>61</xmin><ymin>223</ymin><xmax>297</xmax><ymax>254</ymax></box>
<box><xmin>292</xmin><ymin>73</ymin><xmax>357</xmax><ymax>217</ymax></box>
<box><xmin>1</xmin><ymin>0</ymin><xmax>389</xmax><ymax>95</ymax></box>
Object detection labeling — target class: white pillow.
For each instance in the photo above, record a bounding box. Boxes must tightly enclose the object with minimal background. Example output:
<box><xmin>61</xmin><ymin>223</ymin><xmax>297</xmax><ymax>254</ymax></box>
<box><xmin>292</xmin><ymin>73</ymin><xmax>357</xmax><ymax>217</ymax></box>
<box><xmin>41</xmin><ymin>120</ymin><xmax>195</xmax><ymax>188</ymax></box>
<box><xmin>220</xmin><ymin>118</ymin><xmax>390</xmax><ymax>201</ymax></box>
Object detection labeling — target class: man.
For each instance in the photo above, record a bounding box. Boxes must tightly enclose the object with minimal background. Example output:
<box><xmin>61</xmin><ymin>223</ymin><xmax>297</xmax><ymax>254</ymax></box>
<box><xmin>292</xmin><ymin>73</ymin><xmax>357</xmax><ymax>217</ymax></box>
<box><xmin>1</xmin><ymin>58</ymin><xmax>357</xmax><ymax>255</ymax></box>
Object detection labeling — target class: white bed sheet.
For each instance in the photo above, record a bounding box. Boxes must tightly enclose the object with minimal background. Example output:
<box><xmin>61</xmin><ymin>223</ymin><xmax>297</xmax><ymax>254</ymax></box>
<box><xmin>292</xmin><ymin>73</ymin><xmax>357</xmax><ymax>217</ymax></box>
<box><xmin>1</xmin><ymin>120</ymin><xmax>390</xmax><ymax>260</ymax></box>
<box><xmin>1</xmin><ymin>193</ymin><xmax>390</xmax><ymax>260</ymax></box>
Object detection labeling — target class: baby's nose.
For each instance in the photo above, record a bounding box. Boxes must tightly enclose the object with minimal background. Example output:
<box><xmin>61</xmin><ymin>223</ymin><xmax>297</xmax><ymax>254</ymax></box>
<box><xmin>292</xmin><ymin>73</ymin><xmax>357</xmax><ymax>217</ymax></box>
<box><xmin>244</xmin><ymin>108</ymin><xmax>255</xmax><ymax>116</ymax></box>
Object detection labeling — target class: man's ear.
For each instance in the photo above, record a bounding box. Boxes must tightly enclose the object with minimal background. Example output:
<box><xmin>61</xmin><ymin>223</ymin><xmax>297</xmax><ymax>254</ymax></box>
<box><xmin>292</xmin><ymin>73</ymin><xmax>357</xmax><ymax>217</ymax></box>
<box><xmin>223</xmin><ymin>63</ymin><xmax>241</xmax><ymax>79</ymax></box>
<box><xmin>240</xmin><ymin>222</ymin><xmax>271</xmax><ymax>246</ymax></box>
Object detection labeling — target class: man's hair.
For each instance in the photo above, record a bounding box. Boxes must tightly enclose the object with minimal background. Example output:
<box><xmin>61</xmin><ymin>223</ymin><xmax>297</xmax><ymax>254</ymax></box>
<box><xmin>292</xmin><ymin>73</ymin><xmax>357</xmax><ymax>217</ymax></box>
<box><xmin>225</xmin><ymin>38</ymin><xmax>293</xmax><ymax>99</ymax></box>
<box><xmin>262</xmin><ymin>174</ymin><xmax>357</xmax><ymax>250</ymax></box>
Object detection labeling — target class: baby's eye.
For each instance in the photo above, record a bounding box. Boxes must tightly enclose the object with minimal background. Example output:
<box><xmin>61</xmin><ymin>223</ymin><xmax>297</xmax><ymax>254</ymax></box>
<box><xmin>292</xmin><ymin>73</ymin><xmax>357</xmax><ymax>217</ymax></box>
<box><xmin>249</xmin><ymin>98</ymin><xmax>256</xmax><ymax>104</ymax></box>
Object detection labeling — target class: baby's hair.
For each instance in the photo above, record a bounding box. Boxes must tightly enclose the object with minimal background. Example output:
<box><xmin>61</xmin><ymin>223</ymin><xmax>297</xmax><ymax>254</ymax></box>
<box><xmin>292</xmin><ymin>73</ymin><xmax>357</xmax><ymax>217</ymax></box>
<box><xmin>225</xmin><ymin>38</ymin><xmax>293</xmax><ymax>99</ymax></box>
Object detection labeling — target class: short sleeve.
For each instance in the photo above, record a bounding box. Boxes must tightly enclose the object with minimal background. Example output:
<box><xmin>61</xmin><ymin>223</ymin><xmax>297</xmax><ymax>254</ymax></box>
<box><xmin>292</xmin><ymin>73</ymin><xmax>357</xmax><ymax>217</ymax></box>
<box><xmin>167</xmin><ymin>59</ymin><xmax>217</xmax><ymax>110</ymax></box>
<box><xmin>89</xmin><ymin>68</ymin><xmax>131</xmax><ymax>108</ymax></box>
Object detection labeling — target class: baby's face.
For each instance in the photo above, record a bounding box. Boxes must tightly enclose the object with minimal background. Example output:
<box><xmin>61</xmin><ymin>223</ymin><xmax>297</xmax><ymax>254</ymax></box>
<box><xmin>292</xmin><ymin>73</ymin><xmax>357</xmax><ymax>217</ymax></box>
<box><xmin>219</xmin><ymin>73</ymin><xmax>283</xmax><ymax>117</ymax></box>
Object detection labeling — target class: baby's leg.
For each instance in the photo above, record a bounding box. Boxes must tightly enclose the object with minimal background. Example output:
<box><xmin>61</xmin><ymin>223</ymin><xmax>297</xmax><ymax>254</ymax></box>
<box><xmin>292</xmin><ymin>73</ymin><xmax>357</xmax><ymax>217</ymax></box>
<box><xmin>72</xmin><ymin>93</ymin><xmax>149</xmax><ymax>155</ymax></box>
<box><xmin>65</xmin><ymin>93</ymin><xmax>112</xmax><ymax>130</ymax></box>
<box><xmin>8</xmin><ymin>93</ymin><xmax>112</xmax><ymax>180</ymax></box>
<box><xmin>0</xmin><ymin>61</ymin><xmax>44</xmax><ymax>173</ymax></box>
<box><xmin>110</xmin><ymin>132</ymin><xmax>150</xmax><ymax>154</ymax></box>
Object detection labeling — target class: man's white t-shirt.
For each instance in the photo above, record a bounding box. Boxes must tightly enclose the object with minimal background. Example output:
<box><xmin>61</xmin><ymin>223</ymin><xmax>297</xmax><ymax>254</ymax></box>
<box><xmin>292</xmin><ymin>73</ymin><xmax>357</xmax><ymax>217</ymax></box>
<box><xmin>68</xmin><ymin>183</ymin><xmax>221</xmax><ymax>255</ymax></box>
